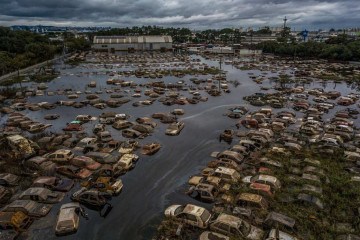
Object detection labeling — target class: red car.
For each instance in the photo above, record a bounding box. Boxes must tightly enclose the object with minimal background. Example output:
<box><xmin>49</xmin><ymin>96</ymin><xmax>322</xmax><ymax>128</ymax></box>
<box><xmin>56</xmin><ymin>165</ymin><xmax>92</xmax><ymax>179</ymax></box>
<box><xmin>63</xmin><ymin>124</ymin><xmax>83</xmax><ymax>131</ymax></box>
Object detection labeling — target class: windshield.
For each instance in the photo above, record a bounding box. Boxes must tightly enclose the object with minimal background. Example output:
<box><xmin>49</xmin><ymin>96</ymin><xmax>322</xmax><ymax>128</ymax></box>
<box><xmin>104</xmin><ymin>155</ymin><xmax>113</xmax><ymax>162</ymax></box>
<box><xmin>200</xmin><ymin>210</ymin><xmax>211</xmax><ymax>222</ymax></box>
<box><xmin>239</xmin><ymin>221</ymin><xmax>251</xmax><ymax>235</ymax></box>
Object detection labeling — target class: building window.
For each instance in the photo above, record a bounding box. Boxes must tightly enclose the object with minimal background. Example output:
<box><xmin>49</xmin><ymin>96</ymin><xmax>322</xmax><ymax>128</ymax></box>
<box><xmin>102</xmin><ymin>45</ymin><xmax>108</xmax><ymax>47</ymax></box>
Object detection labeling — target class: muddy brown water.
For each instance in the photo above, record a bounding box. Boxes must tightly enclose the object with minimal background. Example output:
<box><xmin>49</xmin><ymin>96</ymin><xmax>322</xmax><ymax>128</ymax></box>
<box><xmin>2</xmin><ymin>55</ymin><xmax>358</xmax><ymax>240</ymax></box>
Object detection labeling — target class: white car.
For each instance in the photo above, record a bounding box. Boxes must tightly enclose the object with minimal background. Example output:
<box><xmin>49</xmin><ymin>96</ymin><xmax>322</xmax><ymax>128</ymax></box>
<box><xmin>55</xmin><ymin>203</ymin><xmax>83</xmax><ymax>235</ymax></box>
<box><xmin>164</xmin><ymin>204</ymin><xmax>211</xmax><ymax>229</ymax></box>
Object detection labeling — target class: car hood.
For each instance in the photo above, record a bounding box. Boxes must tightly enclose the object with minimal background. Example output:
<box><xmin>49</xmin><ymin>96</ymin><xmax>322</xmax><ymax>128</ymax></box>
<box><xmin>164</xmin><ymin>205</ymin><xmax>182</xmax><ymax>217</ymax></box>
<box><xmin>55</xmin><ymin>179</ymin><xmax>75</xmax><ymax>192</ymax></box>
<box><xmin>32</xmin><ymin>204</ymin><xmax>52</xmax><ymax>216</ymax></box>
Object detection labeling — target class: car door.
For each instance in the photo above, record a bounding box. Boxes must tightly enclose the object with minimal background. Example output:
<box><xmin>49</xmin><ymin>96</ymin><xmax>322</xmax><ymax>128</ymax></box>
<box><xmin>185</xmin><ymin>213</ymin><xmax>198</xmax><ymax>227</ymax></box>
<box><xmin>213</xmin><ymin>222</ymin><xmax>230</xmax><ymax>235</ymax></box>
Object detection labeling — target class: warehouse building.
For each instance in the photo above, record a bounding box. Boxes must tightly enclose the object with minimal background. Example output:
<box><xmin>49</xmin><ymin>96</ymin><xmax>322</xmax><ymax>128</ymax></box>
<box><xmin>92</xmin><ymin>35</ymin><xmax>173</xmax><ymax>52</ymax></box>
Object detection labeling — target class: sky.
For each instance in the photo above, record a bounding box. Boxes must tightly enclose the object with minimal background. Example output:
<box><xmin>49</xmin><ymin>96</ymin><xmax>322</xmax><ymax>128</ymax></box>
<box><xmin>0</xmin><ymin>0</ymin><xmax>359</xmax><ymax>30</ymax></box>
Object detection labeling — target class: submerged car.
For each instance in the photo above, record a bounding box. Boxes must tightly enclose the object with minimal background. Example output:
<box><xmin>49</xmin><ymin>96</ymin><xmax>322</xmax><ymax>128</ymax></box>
<box><xmin>19</xmin><ymin>187</ymin><xmax>65</xmax><ymax>204</ymax></box>
<box><xmin>56</xmin><ymin>165</ymin><xmax>92</xmax><ymax>179</ymax></box>
<box><xmin>165</xmin><ymin>122</ymin><xmax>185</xmax><ymax>136</ymax></box>
<box><xmin>31</xmin><ymin>177</ymin><xmax>74</xmax><ymax>192</ymax></box>
<box><xmin>0</xmin><ymin>173</ymin><xmax>20</xmax><ymax>186</ymax></box>
<box><xmin>0</xmin><ymin>211</ymin><xmax>33</xmax><ymax>232</ymax></box>
<box><xmin>55</xmin><ymin>203</ymin><xmax>84</xmax><ymax>235</ymax></box>
<box><xmin>2</xmin><ymin>200</ymin><xmax>52</xmax><ymax>217</ymax></box>
<box><xmin>82</xmin><ymin>177</ymin><xmax>123</xmax><ymax>195</ymax></box>
<box><xmin>164</xmin><ymin>204</ymin><xmax>212</xmax><ymax>229</ymax></box>
<box><xmin>210</xmin><ymin>213</ymin><xmax>264</xmax><ymax>240</ymax></box>
<box><xmin>71</xmin><ymin>188</ymin><xmax>110</xmax><ymax>207</ymax></box>
<box><xmin>141</xmin><ymin>143</ymin><xmax>161</xmax><ymax>155</ymax></box>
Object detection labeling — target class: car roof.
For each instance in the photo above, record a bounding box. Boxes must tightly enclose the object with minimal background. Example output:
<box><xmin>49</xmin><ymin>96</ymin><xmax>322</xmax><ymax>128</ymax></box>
<box><xmin>215</xmin><ymin>167</ymin><xmax>237</xmax><ymax>175</ymax></box>
<box><xmin>183</xmin><ymin>204</ymin><xmax>206</xmax><ymax>217</ymax></box>
<box><xmin>215</xmin><ymin>213</ymin><xmax>242</xmax><ymax>228</ymax></box>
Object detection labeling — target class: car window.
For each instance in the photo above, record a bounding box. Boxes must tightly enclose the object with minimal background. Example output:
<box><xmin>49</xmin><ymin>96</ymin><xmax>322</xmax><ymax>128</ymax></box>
<box><xmin>202</xmin><ymin>191</ymin><xmax>211</xmax><ymax>197</ymax></box>
<box><xmin>185</xmin><ymin>213</ymin><xmax>197</xmax><ymax>222</ymax></box>
<box><xmin>230</xmin><ymin>226</ymin><xmax>240</xmax><ymax>235</ymax></box>
<box><xmin>217</xmin><ymin>222</ymin><xmax>230</xmax><ymax>232</ymax></box>
<box><xmin>30</xmin><ymin>195</ymin><xmax>39</xmax><ymax>201</ymax></box>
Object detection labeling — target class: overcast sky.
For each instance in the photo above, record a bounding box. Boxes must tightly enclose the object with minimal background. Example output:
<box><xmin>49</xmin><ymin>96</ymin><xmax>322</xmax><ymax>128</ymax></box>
<box><xmin>1</xmin><ymin>0</ymin><xmax>359</xmax><ymax>29</ymax></box>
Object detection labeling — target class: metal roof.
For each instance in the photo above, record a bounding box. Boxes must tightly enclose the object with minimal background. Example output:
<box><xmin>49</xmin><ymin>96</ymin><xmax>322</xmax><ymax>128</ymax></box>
<box><xmin>93</xmin><ymin>35</ymin><xmax>172</xmax><ymax>44</ymax></box>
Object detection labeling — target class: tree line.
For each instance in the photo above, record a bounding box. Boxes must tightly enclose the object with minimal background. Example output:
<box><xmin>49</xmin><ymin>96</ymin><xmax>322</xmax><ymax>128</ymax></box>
<box><xmin>257</xmin><ymin>34</ymin><xmax>360</xmax><ymax>61</ymax></box>
<box><xmin>0</xmin><ymin>27</ymin><xmax>90</xmax><ymax>76</ymax></box>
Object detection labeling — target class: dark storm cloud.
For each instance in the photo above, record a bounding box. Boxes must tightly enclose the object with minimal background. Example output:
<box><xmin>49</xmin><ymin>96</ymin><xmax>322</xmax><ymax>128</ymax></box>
<box><xmin>0</xmin><ymin>0</ymin><xmax>359</xmax><ymax>29</ymax></box>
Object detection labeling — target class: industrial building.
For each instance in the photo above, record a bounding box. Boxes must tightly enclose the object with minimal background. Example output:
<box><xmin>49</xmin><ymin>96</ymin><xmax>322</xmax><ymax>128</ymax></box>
<box><xmin>92</xmin><ymin>35</ymin><xmax>173</xmax><ymax>52</ymax></box>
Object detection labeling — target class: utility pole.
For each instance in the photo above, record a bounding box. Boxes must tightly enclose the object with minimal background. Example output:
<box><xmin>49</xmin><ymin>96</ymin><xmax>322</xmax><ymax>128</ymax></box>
<box><xmin>282</xmin><ymin>16</ymin><xmax>288</xmax><ymax>39</ymax></box>
<box><xmin>283</xmin><ymin>16</ymin><xmax>288</xmax><ymax>30</ymax></box>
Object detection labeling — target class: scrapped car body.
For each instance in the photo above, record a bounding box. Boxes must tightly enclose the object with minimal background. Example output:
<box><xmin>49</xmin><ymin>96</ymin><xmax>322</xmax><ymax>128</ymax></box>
<box><xmin>264</xmin><ymin>211</ymin><xmax>296</xmax><ymax>231</ymax></box>
<box><xmin>266</xmin><ymin>229</ymin><xmax>299</xmax><ymax>240</ymax></box>
<box><xmin>122</xmin><ymin>129</ymin><xmax>143</xmax><ymax>138</ymax></box>
<box><xmin>114</xmin><ymin>155</ymin><xmax>136</xmax><ymax>172</ymax></box>
<box><xmin>83</xmin><ymin>177</ymin><xmax>123</xmax><ymax>195</ymax></box>
<box><xmin>141</xmin><ymin>143</ymin><xmax>161</xmax><ymax>155</ymax></box>
<box><xmin>71</xmin><ymin>156</ymin><xmax>102</xmax><ymax>170</ymax></box>
<box><xmin>0</xmin><ymin>211</ymin><xmax>33</xmax><ymax>232</ymax></box>
<box><xmin>212</xmin><ymin>167</ymin><xmax>241</xmax><ymax>183</ymax></box>
<box><xmin>187</xmin><ymin>183</ymin><xmax>219</xmax><ymax>203</ymax></box>
<box><xmin>211</xmin><ymin>150</ymin><xmax>244</xmax><ymax>163</ymax></box>
<box><xmin>210</xmin><ymin>213</ymin><xmax>264</xmax><ymax>240</ymax></box>
<box><xmin>243</xmin><ymin>175</ymin><xmax>282</xmax><ymax>190</ymax></box>
<box><xmin>112</xmin><ymin>120</ymin><xmax>133</xmax><ymax>130</ymax></box>
<box><xmin>71</xmin><ymin>188</ymin><xmax>110</xmax><ymax>207</ymax></box>
<box><xmin>6</xmin><ymin>135</ymin><xmax>37</xmax><ymax>158</ymax></box>
<box><xmin>85</xmin><ymin>152</ymin><xmax>117</xmax><ymax>164</ymax></box>
<box><xmin>45</xmin><ymin>149</ymin><xmax>74</xmax><ymax>164</ymax></box>
<box><xmin>100</xmin><ymin>140</ymin><xmax>121</xmax><ymax>153</ymax></box>
<box><xmin>31</xmin><ymin>177</ymin><xmax>74</xmax><ymax>192</ymax></box>
<box><xmin>3</xmin><ymin>200</ymin><xmax>51</xmax><ymax>218</ymax></box>
<box><xmin>199</xmin><ymin>231</ymin><xmax>229</xmax><ymax>240</ymax></box>
<box><xmin>165</xmin><ymin>122</ymin><xmax>185</xmax><ymax>135</ymax></box>
<box><xmin>55</xmin><ymin>203</ymin><xmax>83</xmax><ymax>236</ymax></box>
<box><xmin>119</xmin><ymin>140</ymin><xmax>139</xmax><ymax>154</ymax></box>
<box><xmin>63</xmin><ymin>123</ymin><xmax>83</xmax><ymax>132</ymax></box>
<box><xmin>26</xmin><ymin>123</ymin><xmax>52</xmax><ymax>133</ymax></box>
<box><xmin>0</xmin><ymin>173</ymin><xmax>20</xmax><ymax>186</ymax></box>
<box><xmin>56</xmin><ymin>165</ymin><xmax>92</xmax><ymax>179</ymax></box>
<box><xmin>19</xmin><ymin>187</ymin><xmax>65</xmax><ymax>203</ymax></box>
<box><xmin>164</xmin><ymin>204</ymin><xmax>212</xmax><ymax>229</ymax></box>
<box><xmin>236</xmin><ymin>193</ymin><xmax>269</xmax><ymax>210</ymax></box>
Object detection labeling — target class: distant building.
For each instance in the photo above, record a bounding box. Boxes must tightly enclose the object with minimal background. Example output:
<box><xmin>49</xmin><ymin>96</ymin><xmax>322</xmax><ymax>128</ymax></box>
<box><xmin>241</xmin><ymin>35</ymin><xmax>278</xmax><ymax>45</ymax></box>
<box><xmin>92</xmin><ymin>35</ymin><xmax>173</xmax><ymax>52</ymax></box>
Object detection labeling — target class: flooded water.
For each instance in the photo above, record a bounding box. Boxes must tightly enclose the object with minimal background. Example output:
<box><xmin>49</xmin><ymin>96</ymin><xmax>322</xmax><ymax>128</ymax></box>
<box><xmin>3</xmin><ymin>54</ymin><xmax>358</xmax><ymax>240</ymax></box>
